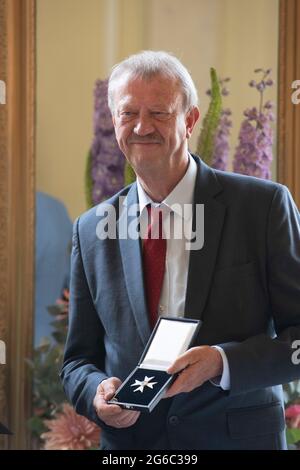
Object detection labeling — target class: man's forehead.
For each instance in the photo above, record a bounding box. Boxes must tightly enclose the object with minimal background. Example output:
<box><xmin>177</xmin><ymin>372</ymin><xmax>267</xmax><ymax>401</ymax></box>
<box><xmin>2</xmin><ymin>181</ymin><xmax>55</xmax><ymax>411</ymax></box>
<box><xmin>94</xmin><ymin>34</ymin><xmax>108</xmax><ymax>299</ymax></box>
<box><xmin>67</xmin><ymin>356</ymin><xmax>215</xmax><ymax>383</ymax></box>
<box><xmin>117</xmin><ymin>92</ymin><xmax>175</xmax><ymax>106</ymax></box>
<box><xmin>114</xmin><ymin>75</ymin><xmax>182</xmax><ymax>105</ymax></box>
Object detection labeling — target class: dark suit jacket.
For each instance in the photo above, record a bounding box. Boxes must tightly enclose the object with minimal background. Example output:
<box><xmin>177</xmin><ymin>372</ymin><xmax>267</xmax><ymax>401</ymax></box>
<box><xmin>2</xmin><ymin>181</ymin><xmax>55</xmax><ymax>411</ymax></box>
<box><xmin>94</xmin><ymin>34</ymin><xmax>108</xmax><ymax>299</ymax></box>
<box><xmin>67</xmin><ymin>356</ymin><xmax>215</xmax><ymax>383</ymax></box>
<box><xmin>61</xmin><ymin>155</ymin><xmax>300</xmax><ymax>450</ymax></box>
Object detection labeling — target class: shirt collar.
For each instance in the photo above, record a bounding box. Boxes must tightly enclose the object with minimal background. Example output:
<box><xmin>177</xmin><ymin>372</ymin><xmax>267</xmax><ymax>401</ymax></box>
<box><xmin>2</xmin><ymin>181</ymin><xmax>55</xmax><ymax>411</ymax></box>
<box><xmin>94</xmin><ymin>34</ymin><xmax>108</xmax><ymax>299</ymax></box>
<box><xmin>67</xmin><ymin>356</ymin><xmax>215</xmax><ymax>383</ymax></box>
<box><xmin>136</xmin><ymin>153</ymin><xmax>197</xmax><ymax>220</ymax></box>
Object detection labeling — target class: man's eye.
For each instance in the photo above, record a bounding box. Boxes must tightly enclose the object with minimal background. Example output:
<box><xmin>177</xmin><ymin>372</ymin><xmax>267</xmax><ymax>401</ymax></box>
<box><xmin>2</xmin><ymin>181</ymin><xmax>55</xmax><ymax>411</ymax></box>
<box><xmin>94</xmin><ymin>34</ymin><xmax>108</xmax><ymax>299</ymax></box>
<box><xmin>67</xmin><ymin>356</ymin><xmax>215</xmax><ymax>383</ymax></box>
<box><xmin>152</xmin><ymin>112</ymin><xmax>170</xmax><ymax>120</ymax></box>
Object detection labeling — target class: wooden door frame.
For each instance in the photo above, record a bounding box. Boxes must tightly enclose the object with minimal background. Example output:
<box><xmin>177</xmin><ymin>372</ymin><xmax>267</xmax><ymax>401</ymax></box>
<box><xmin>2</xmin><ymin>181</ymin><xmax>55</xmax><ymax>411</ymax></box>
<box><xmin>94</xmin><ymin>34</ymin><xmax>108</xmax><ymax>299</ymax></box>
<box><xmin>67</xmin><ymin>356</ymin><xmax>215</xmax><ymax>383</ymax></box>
<box><xmin>278</xmin><ymin>0</ymin><xmax>300</xmax><ymax>208</ymax></box>
<box><xmin>0</xmin><ymin>0</ymin><xmax>35</xmax><ymax>449</ymax></box>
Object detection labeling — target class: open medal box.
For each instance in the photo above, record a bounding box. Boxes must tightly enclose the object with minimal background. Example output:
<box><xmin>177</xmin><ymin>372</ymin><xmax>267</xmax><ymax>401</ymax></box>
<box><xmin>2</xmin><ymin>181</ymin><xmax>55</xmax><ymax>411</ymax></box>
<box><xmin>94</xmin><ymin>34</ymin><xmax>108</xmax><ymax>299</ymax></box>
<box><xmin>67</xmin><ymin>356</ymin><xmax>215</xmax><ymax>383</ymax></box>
<box><xmin>108</xmin><ymin>316</ymin><xmax>201</xmax><ymax>412</ymax></box>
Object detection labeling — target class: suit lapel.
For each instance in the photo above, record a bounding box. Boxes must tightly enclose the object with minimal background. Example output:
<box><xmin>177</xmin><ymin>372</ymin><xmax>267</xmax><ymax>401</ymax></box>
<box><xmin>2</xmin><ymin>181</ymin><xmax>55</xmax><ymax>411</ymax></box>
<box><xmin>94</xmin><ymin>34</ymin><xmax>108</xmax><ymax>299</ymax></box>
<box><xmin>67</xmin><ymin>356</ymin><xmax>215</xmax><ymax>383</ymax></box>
<box><xmin>184</xmin><ymin>157</ymin><xmax>226</xmax><ymax>320</ymax></box>
<box><xmin>117</xmin><ymin>184</ymin><xmax>151</xmax><ymax>345</ymax></box>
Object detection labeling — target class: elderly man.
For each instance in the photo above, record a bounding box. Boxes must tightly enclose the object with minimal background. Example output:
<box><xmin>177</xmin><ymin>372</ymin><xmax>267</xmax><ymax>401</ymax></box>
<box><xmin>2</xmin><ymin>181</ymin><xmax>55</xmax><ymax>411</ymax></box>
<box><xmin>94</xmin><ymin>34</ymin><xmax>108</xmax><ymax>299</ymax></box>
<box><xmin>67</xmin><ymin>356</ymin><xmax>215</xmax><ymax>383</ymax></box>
<box><xmin>61</xmin><ymin>51</ymin><xmax>300</xmax><ymax>450</ymax></box>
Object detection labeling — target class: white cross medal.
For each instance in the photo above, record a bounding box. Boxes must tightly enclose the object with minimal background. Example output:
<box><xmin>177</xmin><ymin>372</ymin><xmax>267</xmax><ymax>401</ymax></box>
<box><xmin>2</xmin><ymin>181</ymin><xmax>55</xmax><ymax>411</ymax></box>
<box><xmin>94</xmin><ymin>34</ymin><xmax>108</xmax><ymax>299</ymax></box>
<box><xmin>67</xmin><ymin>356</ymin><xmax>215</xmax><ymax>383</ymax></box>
<box><xmin>131</xmin><ymin>376</ymin><xmax>158</xmax><ymax>393</ymax></box>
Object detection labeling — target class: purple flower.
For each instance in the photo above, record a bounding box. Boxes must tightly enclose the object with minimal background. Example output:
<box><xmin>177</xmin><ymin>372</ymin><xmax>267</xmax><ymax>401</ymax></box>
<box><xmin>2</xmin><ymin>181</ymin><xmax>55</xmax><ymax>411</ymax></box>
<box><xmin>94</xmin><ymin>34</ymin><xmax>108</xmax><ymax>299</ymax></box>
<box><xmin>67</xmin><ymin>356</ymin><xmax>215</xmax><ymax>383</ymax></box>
<box><xmin>256</xmin><ymin>82</ymin><xmax>266</xmax><ymax>92</ymax></box>
<box><xmin>211</xmin><ymin>109</ymin><xmax>232</xmax><ymax>171</ymax></box>
<box><xmin>90</xmin><ymin>79</ymin><xmax>125</xmax><ymax>205</ymax></box>
<box><xmin>233</xmin><ymin>108</ymin><xmax>274</xmax><ymax>179</ymax></box>
<box><xmin>233</xmin><ymin>68</ymin><xmax>274</xmax><ymax>180</ymax></box>
<box><xmin>210</xmin><ymin>77</ymin><xmax>232</xmax><ymax>172</ymax></box>
<box><xmin>264</xmin><ymin>100</ymin><xmax>273</xmax><ymax>110</ymax></box>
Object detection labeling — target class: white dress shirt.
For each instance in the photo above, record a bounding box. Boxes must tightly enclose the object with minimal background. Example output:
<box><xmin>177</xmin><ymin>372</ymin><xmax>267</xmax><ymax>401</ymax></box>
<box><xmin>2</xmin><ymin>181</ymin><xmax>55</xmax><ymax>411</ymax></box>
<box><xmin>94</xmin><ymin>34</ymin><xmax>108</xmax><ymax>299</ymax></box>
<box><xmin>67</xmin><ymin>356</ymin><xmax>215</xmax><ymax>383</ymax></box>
<box><xmin>136</xmin><ymin>154</ymin><xmax>230</xmax><ymax>390</ymax></box>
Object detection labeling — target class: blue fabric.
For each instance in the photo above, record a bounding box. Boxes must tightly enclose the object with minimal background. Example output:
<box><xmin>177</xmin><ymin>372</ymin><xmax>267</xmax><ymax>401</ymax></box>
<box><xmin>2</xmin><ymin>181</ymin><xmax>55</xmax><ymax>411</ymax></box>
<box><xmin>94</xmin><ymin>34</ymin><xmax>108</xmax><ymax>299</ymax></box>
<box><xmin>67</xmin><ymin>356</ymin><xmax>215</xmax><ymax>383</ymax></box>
<box><xmin>35</xmin><ymin>192</ymin><xmax>72</xmax><ymax>346</ymax></box>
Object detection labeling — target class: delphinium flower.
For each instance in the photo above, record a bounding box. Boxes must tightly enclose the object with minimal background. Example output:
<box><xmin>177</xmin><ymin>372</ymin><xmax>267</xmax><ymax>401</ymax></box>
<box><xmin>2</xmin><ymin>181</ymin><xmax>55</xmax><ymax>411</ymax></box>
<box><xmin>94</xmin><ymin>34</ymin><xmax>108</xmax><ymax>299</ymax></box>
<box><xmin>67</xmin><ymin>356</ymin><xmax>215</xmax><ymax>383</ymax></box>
<box><xmin>41</xmin><ymin>403</ymin><xmax>101</xmax><ymax>450</ymax></box>
<box><xmin>233</xmin><ymin>69</ymin><xmax>275</xmax><ymax>179</ymax></box>
<box><xmin>206</xmin><ymin>77</ymin><xmax>232</xmax><ymax>171</ymax></box>
<box><xmin>196</xmin><ymin>68</ymin><xmax>222</xmax><ymax>166</ymax></box>
<box><xmin>211</xmin><ymin>109</ymin><xmax>232</xmax><ymax>171</ymax></box>
<box><xmin>87</xmin><ymin>79</ymin><xmax>125</xmax><ymax>206</ymax></box>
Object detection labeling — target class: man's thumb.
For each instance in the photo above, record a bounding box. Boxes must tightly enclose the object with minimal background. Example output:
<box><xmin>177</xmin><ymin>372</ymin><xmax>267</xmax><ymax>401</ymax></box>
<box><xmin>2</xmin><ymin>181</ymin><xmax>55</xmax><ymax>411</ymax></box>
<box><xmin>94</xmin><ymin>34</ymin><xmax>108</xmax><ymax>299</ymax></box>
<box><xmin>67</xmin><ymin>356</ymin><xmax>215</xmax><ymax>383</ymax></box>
<box><xmin>102</xmin><ymin>377</ymin><xmax>121</xmax><ymax>400</ymax></box>
<box><xmin>104</xmin><ymin>387</ymin><xmax>116</xmax><ymax>400</ymax></box>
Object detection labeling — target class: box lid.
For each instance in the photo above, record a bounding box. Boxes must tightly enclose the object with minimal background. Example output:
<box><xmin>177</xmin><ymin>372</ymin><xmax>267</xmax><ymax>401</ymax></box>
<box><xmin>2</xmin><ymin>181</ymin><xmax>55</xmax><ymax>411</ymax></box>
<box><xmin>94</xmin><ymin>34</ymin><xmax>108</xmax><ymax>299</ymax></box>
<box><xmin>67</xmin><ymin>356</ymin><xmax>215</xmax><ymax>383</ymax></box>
<box><xmin>138</xmin><ymin>316</ymin><xmax>201</xmax><ymax>370</ymax></box>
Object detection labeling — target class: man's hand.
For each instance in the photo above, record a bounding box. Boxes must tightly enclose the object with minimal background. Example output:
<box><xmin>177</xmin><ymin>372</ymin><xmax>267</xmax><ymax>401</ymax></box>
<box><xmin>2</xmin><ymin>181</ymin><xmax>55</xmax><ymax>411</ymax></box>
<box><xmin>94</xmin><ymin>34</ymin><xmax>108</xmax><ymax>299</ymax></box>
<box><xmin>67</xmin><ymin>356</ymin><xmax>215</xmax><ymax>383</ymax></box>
<box><xmin>164</xmin><ymin>346</ymin><xmax>223</xmax><ymax>398</ymax></box>
<box><xmin>93</xmin><ymin>377</ymin><xmax>140</xmax><ymax>428</ymax></box>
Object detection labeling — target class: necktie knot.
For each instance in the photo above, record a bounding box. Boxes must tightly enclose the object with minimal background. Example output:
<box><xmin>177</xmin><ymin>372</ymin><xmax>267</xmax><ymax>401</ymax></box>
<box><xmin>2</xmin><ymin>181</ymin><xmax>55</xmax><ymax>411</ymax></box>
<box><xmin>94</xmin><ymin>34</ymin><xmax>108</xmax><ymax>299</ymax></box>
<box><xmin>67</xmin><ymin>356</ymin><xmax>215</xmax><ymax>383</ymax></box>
<box><xmin>146</xmin><ymin>204</ymin><xmax>164</xmax><ymax>240</ymax></box>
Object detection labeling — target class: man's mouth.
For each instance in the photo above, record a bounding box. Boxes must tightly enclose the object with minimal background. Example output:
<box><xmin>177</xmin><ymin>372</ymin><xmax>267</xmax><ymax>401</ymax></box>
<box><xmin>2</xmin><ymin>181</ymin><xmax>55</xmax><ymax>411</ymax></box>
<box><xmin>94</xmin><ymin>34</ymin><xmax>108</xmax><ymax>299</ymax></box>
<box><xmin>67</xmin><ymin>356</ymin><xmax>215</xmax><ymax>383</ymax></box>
<box><xmin>129</xmin><ymin>141</ymin><xmax>161</xmax><ymax>145</ymax></box>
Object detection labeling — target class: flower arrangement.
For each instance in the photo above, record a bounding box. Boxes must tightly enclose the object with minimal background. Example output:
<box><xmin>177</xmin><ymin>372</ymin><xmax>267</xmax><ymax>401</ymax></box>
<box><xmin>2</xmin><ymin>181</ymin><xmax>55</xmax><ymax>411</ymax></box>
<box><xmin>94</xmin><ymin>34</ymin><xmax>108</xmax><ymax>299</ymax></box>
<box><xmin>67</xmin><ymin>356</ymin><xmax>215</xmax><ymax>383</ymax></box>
<box><xmin>197</xmin><ymin>67</ymin><xmax>274</xmax><ymax>180</ymax></box>
<box><xmin>233</xmin><ymin>68</ymin><xmax>275</xmax><ymax>178</ymax></box>
<box><xmin>27</xmin><ymin>290</ymin><xmax>101</xmax><ymax>450</ymax></box>
<box><xmin>41</xmin><ymin>403</ymin><xmax>101</xmax><ymax>450</ymax></box>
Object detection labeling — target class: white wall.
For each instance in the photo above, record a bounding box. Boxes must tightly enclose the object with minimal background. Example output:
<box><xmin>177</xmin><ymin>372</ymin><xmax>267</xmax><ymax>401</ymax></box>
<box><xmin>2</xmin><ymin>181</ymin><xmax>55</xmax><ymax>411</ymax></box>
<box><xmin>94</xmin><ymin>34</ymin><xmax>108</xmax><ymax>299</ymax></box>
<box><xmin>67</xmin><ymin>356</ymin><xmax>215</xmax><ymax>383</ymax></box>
<box><xmin>145</xmin><ymin>0</ymin><xmax>279</xmax><ymax>172</ymax></box>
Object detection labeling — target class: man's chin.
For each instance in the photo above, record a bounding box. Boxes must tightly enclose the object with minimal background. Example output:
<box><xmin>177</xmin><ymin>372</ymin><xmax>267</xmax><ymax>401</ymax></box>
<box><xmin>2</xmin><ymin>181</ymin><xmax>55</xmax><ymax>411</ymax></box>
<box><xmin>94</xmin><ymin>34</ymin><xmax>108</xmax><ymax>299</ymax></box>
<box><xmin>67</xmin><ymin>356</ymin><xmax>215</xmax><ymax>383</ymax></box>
<box><xmin>129</xmin><ymin>154</ymin><xmax>164</xmax><ymax>173</ymax></box>
<box><xmin>129</xmin><ymin>145</ymin><xmax>161</xmax><ymax>157</ymax></box>
<box><xmin>130</xmin><ymin>149</ymin><xmax>163</xmax><ymax>162</ymax></box>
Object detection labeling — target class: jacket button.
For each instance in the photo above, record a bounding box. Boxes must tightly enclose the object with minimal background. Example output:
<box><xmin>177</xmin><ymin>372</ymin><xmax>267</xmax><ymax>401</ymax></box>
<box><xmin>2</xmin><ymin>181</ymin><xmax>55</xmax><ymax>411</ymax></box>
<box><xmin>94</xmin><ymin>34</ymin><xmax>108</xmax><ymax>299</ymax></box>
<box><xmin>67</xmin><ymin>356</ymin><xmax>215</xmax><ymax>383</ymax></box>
<box><xmin>169</xmin><ymin>415</ymin><xmax>179</xmax><ymax>426</ymax></box>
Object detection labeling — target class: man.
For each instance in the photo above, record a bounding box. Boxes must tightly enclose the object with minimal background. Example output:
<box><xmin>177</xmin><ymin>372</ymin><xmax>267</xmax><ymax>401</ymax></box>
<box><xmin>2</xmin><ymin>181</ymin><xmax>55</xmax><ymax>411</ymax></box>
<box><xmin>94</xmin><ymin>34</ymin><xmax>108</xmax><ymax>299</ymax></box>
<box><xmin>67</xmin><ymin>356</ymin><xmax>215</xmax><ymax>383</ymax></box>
<box><xmin>61</xmin><ymin>51</ymin><xmax>300</xmax><ymax>450</ymax></box>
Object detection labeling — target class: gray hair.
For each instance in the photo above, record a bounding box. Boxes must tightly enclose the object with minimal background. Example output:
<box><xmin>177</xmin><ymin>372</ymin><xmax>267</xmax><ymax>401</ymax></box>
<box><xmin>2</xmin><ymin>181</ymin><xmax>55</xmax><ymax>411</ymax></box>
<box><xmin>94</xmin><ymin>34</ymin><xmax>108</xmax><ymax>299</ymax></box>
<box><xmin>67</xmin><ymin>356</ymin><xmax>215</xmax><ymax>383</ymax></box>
<box><xmin>108</xmin><ymin>50</ymin><xmax>198</xmax><ymax>114</ymax></box>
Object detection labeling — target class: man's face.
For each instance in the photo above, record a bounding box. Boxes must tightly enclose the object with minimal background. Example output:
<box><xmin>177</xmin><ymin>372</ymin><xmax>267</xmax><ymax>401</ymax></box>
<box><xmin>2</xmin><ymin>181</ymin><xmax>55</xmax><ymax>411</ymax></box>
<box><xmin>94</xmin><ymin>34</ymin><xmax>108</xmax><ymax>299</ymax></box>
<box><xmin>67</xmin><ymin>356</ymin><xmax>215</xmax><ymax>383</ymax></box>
<box><xmin>112</xmin><ymin>74</ymin><xmax>199</xmax><ymax>174</ymax></box>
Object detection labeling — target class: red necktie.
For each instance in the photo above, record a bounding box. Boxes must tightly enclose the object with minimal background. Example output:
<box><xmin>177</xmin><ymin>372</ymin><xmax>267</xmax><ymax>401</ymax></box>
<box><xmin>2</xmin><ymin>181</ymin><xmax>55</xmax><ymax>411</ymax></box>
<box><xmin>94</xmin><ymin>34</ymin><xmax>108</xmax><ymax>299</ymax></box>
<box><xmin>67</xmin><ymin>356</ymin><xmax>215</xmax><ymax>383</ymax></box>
<box><xmin>143</xmin><ymin>205</ymin><xmax>167</xmax><ymax>329</ymax></box>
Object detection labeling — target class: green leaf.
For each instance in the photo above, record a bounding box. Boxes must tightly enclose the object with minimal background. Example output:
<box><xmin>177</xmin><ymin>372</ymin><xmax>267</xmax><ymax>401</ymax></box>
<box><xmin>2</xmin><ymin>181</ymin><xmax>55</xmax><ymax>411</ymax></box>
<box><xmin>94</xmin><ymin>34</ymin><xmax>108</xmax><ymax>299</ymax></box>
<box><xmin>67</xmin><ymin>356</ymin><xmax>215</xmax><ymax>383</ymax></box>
<box><xmin>124</xmin><ymin>161</ymin><xmax>136</xmax><ymax>186</ymax></box>
<box><xmin>286</xmin><ymin>427</ymin><xmax>300</xmax><ymax>445</ymax></box>
<box><xmin>27</xmin><ymin>416</ymin><xmax>47</xmax><ymax>436</ymax></box>
<box><xmin>52</xmin><ymin>331</ymin><xmax>67</xmax><ymax>344</ymax></box>
<box><xmin>47</xmin><ymin>305</ymin><xmax>61</xmax><ymax>316</ymax></box>
<box><xmin>50</xmin><ymin>319</ymin><xmax>68</xmax><ymax>332</ymax></box>
<box><xmin>196</xmin><ymin>68</ymin><xmax>222</xmax><ymax>165</ymax></box>
<box><xmin>85</xmin><ymin>149</ymin><xmax>94</xmax><ymax>209</ymax></box>
<box><xmin>36</xmin><ymin>337</ymin><xmax>51</xmax><ymax>353</ymax></box>
<box><xmin>25</xmin><ymin>358</ymin><xmax>35</xmax><ymax>369</ymax></box>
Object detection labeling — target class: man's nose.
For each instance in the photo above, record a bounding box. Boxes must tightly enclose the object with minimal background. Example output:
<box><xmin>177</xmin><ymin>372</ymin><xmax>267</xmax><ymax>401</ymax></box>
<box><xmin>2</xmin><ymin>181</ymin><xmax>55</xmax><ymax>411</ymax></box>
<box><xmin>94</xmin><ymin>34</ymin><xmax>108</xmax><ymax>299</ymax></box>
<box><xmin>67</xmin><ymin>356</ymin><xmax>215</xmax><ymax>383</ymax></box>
<box><xmin>133</xmin><ymin>115</ymin><xmax>155</xmax><ymax>136</ymax></box>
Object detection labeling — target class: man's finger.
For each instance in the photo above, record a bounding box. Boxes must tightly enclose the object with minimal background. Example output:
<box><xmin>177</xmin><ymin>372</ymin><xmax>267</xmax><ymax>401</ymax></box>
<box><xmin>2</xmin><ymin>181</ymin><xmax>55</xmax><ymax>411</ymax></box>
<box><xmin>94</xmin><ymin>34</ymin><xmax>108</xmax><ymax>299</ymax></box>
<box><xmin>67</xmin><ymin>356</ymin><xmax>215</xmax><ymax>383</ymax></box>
<box><xmin>167</xmin><ymin>351</ymin><xmax>192</xmax><ymax>374</ymax></box>
<box><xmin>165</xmin><ymin>375</ymin><xmax>185</xmax><ymax>398</ymax></box>
<box><xmin>96</xmin><ymin>399</ymin><xmax>122</xmax><ymax>417</ymax></box>
<box><xmin>104</xmin><ymin>388</ymin><xmax>117</xmax><ymax>400</ymax></box>
<box><xmin>101</xmin><ymin>377</ymin><xmax>121</xmax><ymax>400</ymax></box>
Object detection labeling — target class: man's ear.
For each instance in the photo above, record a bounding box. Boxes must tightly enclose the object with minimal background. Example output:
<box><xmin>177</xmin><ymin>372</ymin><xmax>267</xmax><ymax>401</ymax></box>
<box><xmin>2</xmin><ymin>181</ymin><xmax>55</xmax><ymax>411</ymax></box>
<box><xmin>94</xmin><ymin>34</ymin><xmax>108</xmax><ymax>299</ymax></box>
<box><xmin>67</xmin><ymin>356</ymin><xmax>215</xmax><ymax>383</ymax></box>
<box><xmin>185</xmin><ymin>107</ymin><xmax>200</xmax><ymax>139</ymax></box>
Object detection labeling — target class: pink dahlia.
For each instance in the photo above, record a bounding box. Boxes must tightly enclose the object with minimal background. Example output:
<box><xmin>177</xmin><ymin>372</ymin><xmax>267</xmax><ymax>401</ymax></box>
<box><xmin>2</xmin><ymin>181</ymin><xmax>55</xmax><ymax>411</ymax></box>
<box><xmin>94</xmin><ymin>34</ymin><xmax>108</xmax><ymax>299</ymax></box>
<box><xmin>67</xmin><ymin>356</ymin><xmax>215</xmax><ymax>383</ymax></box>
<box><xmin>285</xmin><ymin>404</ymin><xmax>300</xmax><ymax>429</ymax></box>
<box><xmin>41</xmin><ymin>403</ymin><xmax>101</xmax><ymax>450</ymax></box>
